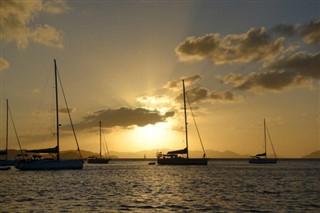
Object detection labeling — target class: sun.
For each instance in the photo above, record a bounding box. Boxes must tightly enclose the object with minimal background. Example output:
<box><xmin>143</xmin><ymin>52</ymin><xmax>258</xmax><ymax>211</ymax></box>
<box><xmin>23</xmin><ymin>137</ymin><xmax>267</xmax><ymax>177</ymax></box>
<box><xmin>132</xmin><ymin>122</ymin><xmax>175</xmax><ymax>150</ymax></box>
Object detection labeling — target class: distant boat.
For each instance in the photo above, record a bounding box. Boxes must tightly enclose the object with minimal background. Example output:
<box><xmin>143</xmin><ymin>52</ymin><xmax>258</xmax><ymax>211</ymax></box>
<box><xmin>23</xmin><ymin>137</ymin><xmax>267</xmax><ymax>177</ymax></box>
<box><xmin>15</xmin><ymin>59</ymin><xmax>84</xmax><ymax>170</ymax></box>
<box><xmin>249</xmin><ymin>119</ymin><xmax>277</xmax><ymax>164</ymax></box>
<box><xmin>0</xmin><ymin>99</ymin><xmax>15</xmax><ymax>167</ymax></box>
<box><xmin>157</xmin><ymin>80</ymin><xmax>208</xmax><ymax>165</ymax></box>
<box><xmin>87</xmin><ymin>121</ymin><xmax>111</xmax><ymax>164</ymax></box>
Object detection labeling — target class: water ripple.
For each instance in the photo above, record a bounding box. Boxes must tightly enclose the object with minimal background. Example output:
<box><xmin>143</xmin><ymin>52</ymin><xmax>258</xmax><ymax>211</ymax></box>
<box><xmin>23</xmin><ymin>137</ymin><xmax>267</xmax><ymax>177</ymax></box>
<box><xmin>0</xmin><ymin>160</ymin><xmax>319</xmax><ymax>212</ymax></box>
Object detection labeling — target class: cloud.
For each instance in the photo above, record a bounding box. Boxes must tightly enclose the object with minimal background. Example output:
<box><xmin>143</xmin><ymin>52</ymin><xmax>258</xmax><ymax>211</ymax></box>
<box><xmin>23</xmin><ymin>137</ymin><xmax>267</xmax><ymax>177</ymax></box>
<box><xmin>163</xmin><ymin>75</ymin><xmax>239</xmax><ymax>105</ymax></box>
<box><xmin>175</xmin><ymin>86</ymin><xmax>238</xmax><ymax>104</ymax></box>
<box><xmin>59</xmin><ymin>108</ymin><xmax>76</xmax><ymax>114</ymax></box>
<box><xmin>42</xmin><ymin>0</ymin><xmax>71</xmax><ymax>14</ymax></box>
<box><xmin>220</xmin><ymin>52</ymin><xmax>320</xmax><ymax>93</ymax></box>
<box><xmin>65</xmin><ymin>107</ymin><xmax>175</xmax><ymax>131</ymax></box>
<box><xmin>267</xmin><ymin>52</ymin><xmax>320</xmax><ymax>80</ymax></box>
<box><xmin>271</xmin><ymin>23</ymin><xmax>299</xmax><ymax>37</ymax></box>
<box><xmin>0</xmin><ymin>58</ymin><xmax>10</xmax><ymax>71</ymax></box>
<box><xmin>301</xmin><ymin>19</ymin><xmax>320</xmax><ymax>45</ymax></box>
<box><xmin>29</xmin><ymin>24</ymin><xmax>64</xmax><ymax>48</ymax></box>
<box><xmin>221</xmin><ymin>71</ymin><xmax>312</xmax><ymax>93</ymax></box>
<box><xmin>175</xmin><ymin>27</ymin><xmax>286</xmax><ymax>64</ymax></box>
<box><xmin>164</xmin><ymin>74</ymin><xmax>201</xmax><ymax>91</ymax></box>
<box><xmin>174</xmin><ymin>20</ymin><xmax>320</xmax><ymax>96</ymax></box>
<box><xmin>0</xmin><ymin>0</ymin><xmax>68</xmax><ymax>49</ymax></box>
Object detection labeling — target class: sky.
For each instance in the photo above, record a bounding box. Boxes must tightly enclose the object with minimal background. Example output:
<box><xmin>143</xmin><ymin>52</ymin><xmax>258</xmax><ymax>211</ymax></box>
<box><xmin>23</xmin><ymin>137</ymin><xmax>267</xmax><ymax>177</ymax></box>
<box><xmin>0</xmin><ymin>0</ymin><xmax>319</xmax><ymax>158</ymax></box>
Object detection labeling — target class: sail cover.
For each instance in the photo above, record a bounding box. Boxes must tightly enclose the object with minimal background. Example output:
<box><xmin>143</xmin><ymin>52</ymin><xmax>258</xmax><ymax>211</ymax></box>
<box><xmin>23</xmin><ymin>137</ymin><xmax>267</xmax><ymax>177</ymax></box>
<box><xmin>167</xmin><ymin>147</ymin><xmax>188</xmax><ymax>155</ymax></box>
<box><xmin>26</xmin><ymin>146</ymin><xmax>58</xmax><ymax>154</ymax></box>
<box><xmin>0</xmin><ymin>150</ymin><xmax>7</xmax><ymax>155</ymax></box>
<box><xmin>255</xmin><ymin>152</ymin><xmax>266</xmax><ymax>157</ymax></box>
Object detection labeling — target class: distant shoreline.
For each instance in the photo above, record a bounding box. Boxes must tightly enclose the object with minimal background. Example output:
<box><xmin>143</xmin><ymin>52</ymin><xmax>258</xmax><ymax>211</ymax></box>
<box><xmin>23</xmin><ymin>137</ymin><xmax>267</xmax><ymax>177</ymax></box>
<box><xmin>108</xmin><ymin>158</ymin><xmax>320</xmax><ymax>161</ymax></box>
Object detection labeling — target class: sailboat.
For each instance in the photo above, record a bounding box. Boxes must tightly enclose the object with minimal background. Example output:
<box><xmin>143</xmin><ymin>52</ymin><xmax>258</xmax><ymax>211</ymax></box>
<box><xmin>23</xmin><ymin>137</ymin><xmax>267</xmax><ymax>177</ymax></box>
<box><xmin>87</xmin><ymin>121</ymin><xmax>111</xmax><ymax>164</ymax></box>
<box><xmin>157</xmin><ymin>80</ymin><xmax>208</xmax><ymax>165</ymax></box>
<box><xmin>249</xmin><ymin>119</ymin><xmax>277</xmax><ymax>164</ymax></box>
<box><xmin>0</xmin><ymin>99</ymin><xmax>15</xmax><ymax>167</ymax></box>
<box><xmin>15</xmin><ymin>60</ymin><xmax>84</xmax><ymax>170</ymax></box>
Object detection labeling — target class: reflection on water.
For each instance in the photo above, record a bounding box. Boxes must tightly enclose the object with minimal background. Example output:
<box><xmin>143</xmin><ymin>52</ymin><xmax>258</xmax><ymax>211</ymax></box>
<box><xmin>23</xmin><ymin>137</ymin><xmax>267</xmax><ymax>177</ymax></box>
<box><xmin>1</xmin><ymin>160</ymin><xmax>319</xmax><ymax>212</ymax></box>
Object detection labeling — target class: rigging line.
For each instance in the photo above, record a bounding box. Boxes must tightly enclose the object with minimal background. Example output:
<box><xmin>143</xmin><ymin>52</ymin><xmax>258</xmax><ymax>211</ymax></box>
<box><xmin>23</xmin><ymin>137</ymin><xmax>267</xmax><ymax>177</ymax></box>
<box><xmin>8</xmin><ymin>105</ymin><xmax>24</xmax><ymax>158</ymax></box>
<box><xmin>101</xmin><ymin>127</ymin><xmax>110</xmax><ymax>155</ymax></box>
<box><xmin>56</xmin><ymin>69</ymin><xmax>83</xmax><ymax>160</ymax></box>
<box><xmin>266</xmin><ymin>125</ymin><xmax>277</xmax><ymax>158</ymax></box>
<box><xmin>185</xmin><ymin>94</ymin><xmax>206</xmax><ymax>156</ymax></box>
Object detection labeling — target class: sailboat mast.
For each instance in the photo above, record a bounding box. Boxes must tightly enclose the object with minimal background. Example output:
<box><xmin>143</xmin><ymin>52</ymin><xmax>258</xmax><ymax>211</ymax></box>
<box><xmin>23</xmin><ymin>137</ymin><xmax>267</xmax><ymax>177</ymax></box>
<box><xmin>182</xmin><ymin>80</ymin><xmax>189</xmax><ymax>159</ymax></box>
<box><xmin>54</xmin><ymin>59</ymin><xmax>60</xmax><ymax>160</ymax></box>
<box><xmin>5</xmin><ymin>99</ymin><xmax>8</xmax><ymax>160</ymax></box>
<box><xmin>99</xmin><ymin>121</ymin><xmax>102</xmax><ymax>158</ymax></box>
<box><xmin>264</xmin><ymin>118</ymin><xmax>267</xmax><ymax>159</ymax></box>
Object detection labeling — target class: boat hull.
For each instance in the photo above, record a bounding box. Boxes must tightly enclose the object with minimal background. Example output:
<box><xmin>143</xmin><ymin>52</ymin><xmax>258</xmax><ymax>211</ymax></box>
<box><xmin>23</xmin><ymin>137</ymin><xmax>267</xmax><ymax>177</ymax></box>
<box><xmin>0</xmin><ymin>160</ymin><xmax>15</xmax><ymax>166</ymax></box>
<box><xmin>157</xmin><ymin>158</ymin><xmax>208</xmax><ymax>165</ymax></box>
<box><xmin>15</xmin><ymin>159</ymin><xmax>84</xmax><ymax>170</ymax></box>
<box><xmin>249</xmin><ymin>158</ymin><xmax>277</xmax><ymax>164</ymax></box>
<box><xmin>87</xmin><ymin>158</ymin><xmax>110</xmax><ymax>164</ymax></box>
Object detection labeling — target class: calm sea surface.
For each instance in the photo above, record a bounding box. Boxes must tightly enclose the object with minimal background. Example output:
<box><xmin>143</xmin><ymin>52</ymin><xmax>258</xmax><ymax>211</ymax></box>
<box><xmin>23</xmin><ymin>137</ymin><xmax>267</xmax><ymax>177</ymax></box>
<box><xmin>1</xmin><ymin>160</ymin><xmax>319</xmax><ymax>212</ymax></box>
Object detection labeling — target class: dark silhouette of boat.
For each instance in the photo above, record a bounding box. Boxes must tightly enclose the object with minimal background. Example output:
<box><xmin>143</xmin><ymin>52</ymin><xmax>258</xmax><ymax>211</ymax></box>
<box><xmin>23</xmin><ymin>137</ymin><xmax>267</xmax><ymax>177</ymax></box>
<box><xmin>15</xmin><ymin>60</ymin><xmax>84</xmax><ymax>170</ymax></box>
<box><xmin>157</xmin><ymin>80</ymin><xmax>207</xmax><ymax>165</ymax></box>
<box><xmin>0</xmin><ymin>100</ymin><xmax>16</xmax><ymax>167</ymax></box>
<box><xmin>87</xmin><ymin>121</ymin><xmax>111</xmax><ymax>164</ymax></box>
<box><xmin>249</xmin><ymin>119</ymin><xmax>277</xmax><ymax>164</ymax></box>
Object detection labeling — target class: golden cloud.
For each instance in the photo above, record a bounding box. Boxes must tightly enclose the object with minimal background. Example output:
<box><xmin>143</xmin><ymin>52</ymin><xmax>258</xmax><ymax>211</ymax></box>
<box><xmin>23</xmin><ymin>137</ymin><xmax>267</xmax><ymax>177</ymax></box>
<box><xmin>0</xmin><ymin>0</ymin><xmax>68</xmax><ymax>49</ymax></box>
<box><xmin>0</xmin><ymin>58</ymin><xmax>10</xmax><ymax>71</ymax></box>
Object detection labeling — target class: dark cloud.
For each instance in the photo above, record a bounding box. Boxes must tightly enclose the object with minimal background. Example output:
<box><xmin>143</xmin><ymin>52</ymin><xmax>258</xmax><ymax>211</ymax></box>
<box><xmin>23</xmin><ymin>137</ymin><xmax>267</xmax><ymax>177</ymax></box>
<box><xmin>221</xmin><ymin>71</ymin><xmax>307</xmax><ymax>92</ymax></box>
<box><xmin>65</xmin><ymin>107</ymin><xmax>175</xmax><ymax>131</ymax></box>
<box><xmin>175</xmin><ymin>27</ymin><xmax>285</xmax><ymax>64</ymax></box>
<box><xmin>175</xmin><ymin>20</ymin><xmax>319</xmax><ymax>94</ymax></box>
<box><xmin>267</xmin><ymin>52</ymin><xmax>320</xmax><ymax>79</ymax></box>
<box><xmin>175</xmin><ymin>86</ymin><xmax>237</xmax><ymax>104</ymax></box>
<box><xmin>300</xmin><ymin>19</ymin><xmax>320</xmax><ymax>45</ymax></box>
<box><xmin>164</xmin><ymin>74</ymin><xmax>201</xmax><ymax>91</ymax></box>
<box><xmin>59</xmin><ymin>108</ymin><xmax>76</xmax><ymax>114</ymax></box>
<box><xmin>220</xmin><ymin>52</ymin><xmax>320</xmax><ymax>92</ymax></box>
<box><xmin>271</xmin><ymin>23</ymin><xmax>299</xmax><ymax>37</ymax></box>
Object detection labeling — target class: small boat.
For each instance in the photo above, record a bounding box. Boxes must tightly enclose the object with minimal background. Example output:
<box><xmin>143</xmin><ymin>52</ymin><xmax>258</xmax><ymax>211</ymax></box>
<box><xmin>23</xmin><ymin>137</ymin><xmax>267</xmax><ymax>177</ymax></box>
<box><xmin>0</xmin><ymin>99</ymin><xmax>16</xmax><ymax>167</ymax></box>
<box><xmin>15</xmin><ymin>60</ymin><xmax>84</xmax><ymax>170</ymax></box>
<box><xmin>157</xmin><ymin>80</ymin><xmax>208</xmax><ymax>165</ymax></box>
<box><xmin>87</xmin><ymin>121</ymin><xmax>111</xmax><ymax>164</ymax></box>
<box><xmin>148</xmin><ymin>161</ymin><xmax>156</xmax><ymax>165</ymax></box>
<box><xmin>249</xmin><ymin>119</ymin><xmax>277</xmax><ymax>164</ymax></box>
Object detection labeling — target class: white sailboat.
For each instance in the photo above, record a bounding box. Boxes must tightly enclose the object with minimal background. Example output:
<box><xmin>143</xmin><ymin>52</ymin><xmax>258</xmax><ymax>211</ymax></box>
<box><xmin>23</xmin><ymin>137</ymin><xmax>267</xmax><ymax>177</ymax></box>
<box><xmin>87</xmin><ymin>121</ymin><xmax>111</xmax><ymax>164</ymax></box>
<box><xmin>157</xmin><ymin>80</ymin><xmax>208</xmax><ymax>165</ymax></box>
<box><xmin>249</xmin><ymin>119</ymin><xmax>277</xmax><ymax>164</ymax></box>
<box><xmin>15</xmin><ymin>60</ymin><xmax>84</xmax><ymax>170</ymax></box>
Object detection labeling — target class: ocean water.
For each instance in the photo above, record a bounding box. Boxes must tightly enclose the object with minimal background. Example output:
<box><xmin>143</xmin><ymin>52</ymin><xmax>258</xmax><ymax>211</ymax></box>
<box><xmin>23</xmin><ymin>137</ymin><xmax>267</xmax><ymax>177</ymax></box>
<box><xmin>1</xmin><ymin>160</ymin><xmax>319</xmax><ymax>212</ymax></box>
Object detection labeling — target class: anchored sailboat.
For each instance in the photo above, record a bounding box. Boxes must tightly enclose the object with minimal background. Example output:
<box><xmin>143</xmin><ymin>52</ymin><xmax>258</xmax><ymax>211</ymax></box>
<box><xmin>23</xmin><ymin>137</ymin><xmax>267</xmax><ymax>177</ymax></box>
<box><xmin>0</xmin><ymin>100</ymin><xmax>15</xmax><ymax>167</ymax></box>
<box><xmin>249</xmin><ymin>119</ymin><xmax>277</xmax><ymax>164</ymax></box>
<box><xmin>87</xmin><ymin>121</ymin><xmax>111</xmax><ymax>164</ymax></box>
<box><xmin>15</xmin><ymin>60</ymin><xmax>84</xmax><ymax>170</ymax></box>
<box><xmin>157</xmin><ymin>80</ymin><xmax>208</xmax><ymax>165</ymax></box>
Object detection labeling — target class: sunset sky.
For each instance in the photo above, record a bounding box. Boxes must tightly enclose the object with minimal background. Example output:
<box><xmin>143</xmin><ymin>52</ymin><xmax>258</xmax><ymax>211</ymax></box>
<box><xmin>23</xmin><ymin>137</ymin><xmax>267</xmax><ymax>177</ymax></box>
<box><xmin>0</xmin><ymin>0</ymin><xmax>319</xmax><ymax>158</ymax></box>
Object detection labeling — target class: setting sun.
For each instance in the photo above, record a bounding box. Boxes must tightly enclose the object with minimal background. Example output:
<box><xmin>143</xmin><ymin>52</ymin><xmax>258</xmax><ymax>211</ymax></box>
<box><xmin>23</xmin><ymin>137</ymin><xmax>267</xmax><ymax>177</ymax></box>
<box><xmin>131</xmin><ymin>122</ymin><xmax>176</xmax><ymax>151</ymax></box>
